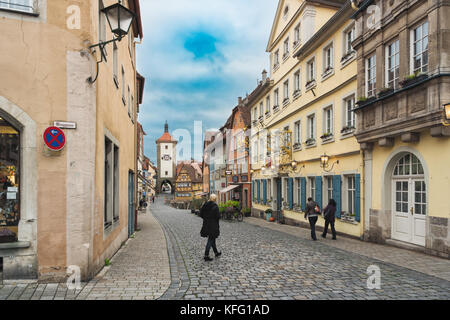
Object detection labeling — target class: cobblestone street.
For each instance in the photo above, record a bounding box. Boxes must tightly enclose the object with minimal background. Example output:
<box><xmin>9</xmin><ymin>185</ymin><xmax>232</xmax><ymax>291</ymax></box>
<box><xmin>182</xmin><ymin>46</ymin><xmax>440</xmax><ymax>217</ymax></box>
<box><xmin>1</xmin><ymin>197</ymin><xmax>449</xmax><ymax>300</ymax></box>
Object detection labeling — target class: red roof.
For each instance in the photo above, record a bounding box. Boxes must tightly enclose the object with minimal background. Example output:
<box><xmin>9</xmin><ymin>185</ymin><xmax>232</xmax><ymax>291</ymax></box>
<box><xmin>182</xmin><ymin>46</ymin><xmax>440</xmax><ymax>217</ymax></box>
<box><xmin>156</xmin><ymin>132</ymin><xmax>176</xmax><ymax>143</ymax></box>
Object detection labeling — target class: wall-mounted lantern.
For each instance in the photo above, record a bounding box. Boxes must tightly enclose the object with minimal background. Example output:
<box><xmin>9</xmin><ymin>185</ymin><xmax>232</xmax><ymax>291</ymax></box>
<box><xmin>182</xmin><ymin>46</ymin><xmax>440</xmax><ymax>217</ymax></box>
<box><xmin>88</xmin><ymin>0</ymin><xmax>135</xmax><ymax>83</ymax></box>
<box><xmin>320</xmin><ymin>153</ymin><xmax>339</xmax><ymax>172</ymax></box>
<box><xmin>291</xmin><ymin>160</ymin><xmax>305</xmax><ymax>173</ymax></box>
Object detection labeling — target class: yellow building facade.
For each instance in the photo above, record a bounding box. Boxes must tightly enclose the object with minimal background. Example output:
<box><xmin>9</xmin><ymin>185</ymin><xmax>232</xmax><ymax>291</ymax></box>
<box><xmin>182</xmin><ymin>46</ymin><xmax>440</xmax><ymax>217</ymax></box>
<box><xmin>250</xmin><ymin>0</ymin><xmax>364</xmax><ymax>238</ymax></box>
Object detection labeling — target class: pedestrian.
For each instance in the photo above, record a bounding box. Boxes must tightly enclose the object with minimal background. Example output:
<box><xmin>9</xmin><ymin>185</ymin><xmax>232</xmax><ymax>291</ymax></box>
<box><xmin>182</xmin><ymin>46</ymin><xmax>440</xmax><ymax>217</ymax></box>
<box><xmin>322</xmin><ymin>199</ymin><xmax>337</xmax><ymax>240</ymax></box>
<box><xmin>200</xmin><ymin>194</ymin><xmax>222</xmax><ymax>261</ymax></box>
<box><xmin>152</xmin><ymin>196</ymin><xmax>155</xmax><ymax>203</ymax></box>
<box><xmin>304</xmin><ymin>197</ymin><xmax>320</xmax><ymax>240</ymax></box>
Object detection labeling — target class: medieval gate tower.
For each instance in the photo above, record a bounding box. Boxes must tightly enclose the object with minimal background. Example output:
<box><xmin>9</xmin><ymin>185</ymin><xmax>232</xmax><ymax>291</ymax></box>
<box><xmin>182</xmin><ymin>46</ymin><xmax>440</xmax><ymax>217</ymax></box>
<box><xmin>156</xmin><ymin>121</ymin><xmax>177</xmax><ymax>194</ymax></box>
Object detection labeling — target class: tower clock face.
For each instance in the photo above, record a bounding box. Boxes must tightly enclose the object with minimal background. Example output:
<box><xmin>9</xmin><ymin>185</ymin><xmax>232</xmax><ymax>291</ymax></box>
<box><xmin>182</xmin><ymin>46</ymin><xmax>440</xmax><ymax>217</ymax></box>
<box><xmin>162</xmin><ymin>155</ymin><xmax>171</xmax><ymax>161</ymax></box>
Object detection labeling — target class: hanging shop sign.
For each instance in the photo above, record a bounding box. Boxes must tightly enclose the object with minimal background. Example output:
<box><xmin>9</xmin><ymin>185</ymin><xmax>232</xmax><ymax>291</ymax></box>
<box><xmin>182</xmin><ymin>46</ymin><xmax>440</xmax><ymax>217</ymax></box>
<box><xmin>43</xmin><ymin>126</ymin><xmax>66</xmax><ymax>151</ymax></box>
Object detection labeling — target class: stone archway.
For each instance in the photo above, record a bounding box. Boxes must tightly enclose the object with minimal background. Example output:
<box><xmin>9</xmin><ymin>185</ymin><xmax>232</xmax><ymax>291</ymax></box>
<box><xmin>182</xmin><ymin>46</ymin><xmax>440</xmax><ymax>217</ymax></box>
<box><xmin>160</xmin><ymin>180</ymin><xmax>174</xmax><ymax>194</ymax></box>
<box><xmin>0</xmin><ymin>96</ymin><xmax>38</xmax><ymax>279</ymax></box>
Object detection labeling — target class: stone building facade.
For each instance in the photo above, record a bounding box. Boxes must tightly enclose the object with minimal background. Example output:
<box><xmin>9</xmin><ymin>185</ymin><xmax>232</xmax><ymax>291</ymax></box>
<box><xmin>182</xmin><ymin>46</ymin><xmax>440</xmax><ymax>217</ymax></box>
<box><xmin>352</xmin><ymin>0</ymin><xmax>450</xmax><ymax>258</ymax></box>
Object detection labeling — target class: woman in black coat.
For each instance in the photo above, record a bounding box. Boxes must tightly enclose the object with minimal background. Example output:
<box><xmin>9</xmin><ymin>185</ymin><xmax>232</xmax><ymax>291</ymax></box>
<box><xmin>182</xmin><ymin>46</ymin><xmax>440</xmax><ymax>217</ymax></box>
<box><xmin>200</xmin><ymin>194</ymin><xmax>222</xmax><ymax>261</ymax></box>
<box><xmin>322</xmin><ymin>199</ymin><xmax>337</xmax><ymax>240</ymax></box>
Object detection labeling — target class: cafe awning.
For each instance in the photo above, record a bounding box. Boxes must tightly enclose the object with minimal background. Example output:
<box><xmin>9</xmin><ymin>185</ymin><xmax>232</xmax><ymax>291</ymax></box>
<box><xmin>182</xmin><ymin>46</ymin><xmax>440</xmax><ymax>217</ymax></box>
<box><xmin>219</xmin><ymin>184</ymin><xmax>240</xmax><ymax>193</ymax></box>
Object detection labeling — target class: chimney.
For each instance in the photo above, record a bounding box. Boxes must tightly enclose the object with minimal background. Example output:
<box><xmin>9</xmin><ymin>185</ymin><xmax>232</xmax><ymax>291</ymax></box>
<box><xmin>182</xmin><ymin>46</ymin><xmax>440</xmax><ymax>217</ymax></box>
<box><xmin>262</xmin><ymin>69</ymin><xmax>268</xmax><ymax>82</ymax></box>
<box><xmin>238</xmin><ymin>97</ymin><xmax>242</xmax><ymax>105</ymax></box>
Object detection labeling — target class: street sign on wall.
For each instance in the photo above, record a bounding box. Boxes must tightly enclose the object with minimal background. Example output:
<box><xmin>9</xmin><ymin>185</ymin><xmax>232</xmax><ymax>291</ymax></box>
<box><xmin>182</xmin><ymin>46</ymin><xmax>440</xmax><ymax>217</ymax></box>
<box><xmin>43</xmin><ymin>126</ymin><xmax>65</xmax><ymax>151</ymax></box>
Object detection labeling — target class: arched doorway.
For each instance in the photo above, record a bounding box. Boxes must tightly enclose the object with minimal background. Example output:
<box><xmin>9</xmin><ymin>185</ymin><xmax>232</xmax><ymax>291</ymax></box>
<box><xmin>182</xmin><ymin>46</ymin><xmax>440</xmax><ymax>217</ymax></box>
<box><xmin>0</xmin><ymin>115</ymin><xmax>20</xmax><ymax>242</ymax></box>
<box><xmin>391</xmin><ymin>152</ymin><xmax>427</xmax><ymax>246</ymax></box>
<box><xmin>160</xmin><ymin>180</ymin><xmax>173</xmax><ymax>194</ymax></box>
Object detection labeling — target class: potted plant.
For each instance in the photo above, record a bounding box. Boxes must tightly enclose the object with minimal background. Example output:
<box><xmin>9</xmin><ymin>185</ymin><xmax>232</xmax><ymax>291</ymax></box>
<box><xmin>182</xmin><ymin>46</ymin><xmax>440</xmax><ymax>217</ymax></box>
<box><xmin>378</xmin><ymin>87</ymin><xmax>394</xmax><ymax>98</ymax></box>
<box><xmin>305</xmin><ymin>138</ymin><xmax>315</xmax><ymax>146</ymax></box>
<box><xmin>400</xmin><ymin>72</ymin><xmax>428</xmax><ymax>87</ymax></box>
<box><xmin>305</xmin><ymin>79</ymin><xmax>316</xmax><ymax>88</ymax></box>
<box><xmin>356</xmin><ymin>96</ymin><xmax>376</xmax><ymax>107</ymax></box>
<box><xmin>0</xmin><ymin>228</ymin><xmax>16</xmax><ymax>243</ymax></box>
<box><xmin>293</xmin><ymin>142</ymin><xmax>301</xmax><ymax>149</ymax></box>
<box><xmin>341</xmin><ymin>125</ymin><xmax>355</xmax><ymax>134</ymax></box>
<box><xmin>320</xmin><ymin>132</ymin><xmax>333</xmax><ymax>140</ymax></box>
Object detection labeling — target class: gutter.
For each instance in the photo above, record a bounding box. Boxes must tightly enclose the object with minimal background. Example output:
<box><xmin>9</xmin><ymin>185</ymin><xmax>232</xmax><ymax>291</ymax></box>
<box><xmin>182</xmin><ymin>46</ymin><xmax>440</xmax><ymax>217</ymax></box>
<box><xmin>354</xmin><ymin>73</ymin><xmax>450</xmax><ymax>111</ymax></box>
<box><xmin>350</xmin><ymin>0</ymin><xmax>373</xmax><ymax>19</ymax></box>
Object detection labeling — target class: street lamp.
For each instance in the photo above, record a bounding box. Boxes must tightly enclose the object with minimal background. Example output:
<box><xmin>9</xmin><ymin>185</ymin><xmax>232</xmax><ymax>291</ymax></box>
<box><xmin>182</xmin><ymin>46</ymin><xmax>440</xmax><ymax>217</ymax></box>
<box><xmin>88</xmin><ymin>0</ymin><xmax>136</xmax><ymax>83</ymax></box>
<box><xmin>444</xmin><ymin>103</ymin><xmax>450</xmax><ymax>122</ymax></box>
<box><xmin>320</xmin><ymin>153</ymin><xmax>339</xmax><ymax>172</ymax></box>
<box><xmin>291</xmin><ymin>160</ymin><xmax>305</xmax><ymax>173</ymax></box>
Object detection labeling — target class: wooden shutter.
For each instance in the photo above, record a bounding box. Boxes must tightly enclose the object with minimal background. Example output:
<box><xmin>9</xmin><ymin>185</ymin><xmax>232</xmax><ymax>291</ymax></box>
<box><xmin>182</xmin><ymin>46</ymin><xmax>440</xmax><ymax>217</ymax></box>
<box><xmin>288</xmin><ymin>178</ymin><xmax>294</xmax><ymax>209</ymax></box>
<box><xmin>332</xmin><ymin>175</ymin><xmax>342</xmax><ymax>218</ymax></box>
<box><xmin>355</xmin><ymin>174</ymin><xmax>361</xmax><ymax>222</ymax></box>
<box><xmin>315</xmin><ymin>176</ymin><xmax>322</xmax><ymax>209</ymax></box>
<box><xmin>263</xmin><ymin>180</ymin><xmax>267</xmax><ymax>204</ymax></box>
<box><xmin>301</xmin><ymin>177</ymin><xmax>307</xmax><ymax>212</ymax></box>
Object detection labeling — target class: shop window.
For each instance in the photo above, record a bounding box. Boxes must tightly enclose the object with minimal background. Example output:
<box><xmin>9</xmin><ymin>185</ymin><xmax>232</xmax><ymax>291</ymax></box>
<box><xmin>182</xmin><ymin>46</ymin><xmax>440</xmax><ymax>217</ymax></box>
<box><xmin>0</xmin><ymin>116</ymin><xmax>20</xmax><ymax>242</ymax></box>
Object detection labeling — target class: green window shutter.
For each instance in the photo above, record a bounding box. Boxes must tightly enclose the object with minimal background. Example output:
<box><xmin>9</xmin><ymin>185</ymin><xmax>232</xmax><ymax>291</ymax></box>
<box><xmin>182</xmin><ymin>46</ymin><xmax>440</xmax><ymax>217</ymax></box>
<box><xmin>301</xmin><ymin>177</ymin><xmax>307</xmax><ymax>212</ymax></box>
<box><xmin>252</xmin><ymin>180</ymin><xmax>255</xmax><ymax>201</ymax></box>
<box><xmin>355</xmin><ymin>174</ymin><xmax>361</xmax><ymax>222</ymax></box>
<box><xmin>315</xmin><ymin>176</ymin><xmax>322</xmax><ymax>209</ymax></box>
<box><xmin>263</xmin><ymin>180</ymin><xmax>267</xmax><ymax>204</ymax></box>
<box><xmin>332</xmin><ymin>175</ymin><xmax>342</xmax><ymax>219</ymax></box>
<box><xmin>288</xmin><ymin>178</ymin><xmax>294</xmax><ymax>209</ymax></box>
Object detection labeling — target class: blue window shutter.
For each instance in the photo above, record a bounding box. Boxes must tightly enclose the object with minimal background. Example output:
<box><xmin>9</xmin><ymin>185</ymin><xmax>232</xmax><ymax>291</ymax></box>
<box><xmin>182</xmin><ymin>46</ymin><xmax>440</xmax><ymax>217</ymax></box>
<box><xmin>332</xmin><ymin>175</ymin><xmax>342</xmax><ymax>219</ymax></box>
<box><xmin>301</xmin><ymin>177</ymin><xmax>307</xmax><ymax>212</ymax></box>
<box><xmin>257</xmin><ymin>180</ymin><xmax>260</xmax><ymax>203</ymax></box>
<box><xmin>263</xmin><ymin>180</ymin><xmax>267</xmax><ymax>204</ymax></box>
<box><xmin>355</xmin><ymin>174</ymin><xmax>361</xmax><ymax>222</ymax></box>
<box><xmin>252</xmin><ymin>180</ymin><xmax>255</xmax><ymax>201</ymax></box>
<box><xmin>315</xmin><ymin>176</ymin><xmax>322</xmax><ymax>209</ymax></box>
<box><xmin>288</xmin><ymin>178</ymin><xmax>294</xmax><ymax>209</ymax></box>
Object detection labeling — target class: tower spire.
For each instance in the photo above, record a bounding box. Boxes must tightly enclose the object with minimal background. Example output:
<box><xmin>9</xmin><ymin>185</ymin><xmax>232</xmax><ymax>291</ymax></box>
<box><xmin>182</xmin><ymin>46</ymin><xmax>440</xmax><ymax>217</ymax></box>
<box><xmin>164</xmin><ymin>121</ymin><xmax>169</xmax><ymax>133</ymax></box>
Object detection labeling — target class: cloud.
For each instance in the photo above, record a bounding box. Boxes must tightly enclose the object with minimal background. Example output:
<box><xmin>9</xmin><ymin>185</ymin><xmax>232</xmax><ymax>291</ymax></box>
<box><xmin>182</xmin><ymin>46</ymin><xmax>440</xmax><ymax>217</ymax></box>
<box><xmin>137</xmin><ymin>0</ymin><xmax>278</xmax><ymax>163</ymax></box>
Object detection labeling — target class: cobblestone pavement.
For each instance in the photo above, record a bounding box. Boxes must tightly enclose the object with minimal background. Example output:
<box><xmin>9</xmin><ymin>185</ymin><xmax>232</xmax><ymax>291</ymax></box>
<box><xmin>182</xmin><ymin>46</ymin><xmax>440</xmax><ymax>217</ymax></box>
<box><xmin>150</xmin><ymin>198</ymin><xmax>450</xmax><ymax>300</ymax></box>
<box><xmin>0</xmin><ymin>208</ymin><xmax>171</xmax><ymax>300</ymax></box>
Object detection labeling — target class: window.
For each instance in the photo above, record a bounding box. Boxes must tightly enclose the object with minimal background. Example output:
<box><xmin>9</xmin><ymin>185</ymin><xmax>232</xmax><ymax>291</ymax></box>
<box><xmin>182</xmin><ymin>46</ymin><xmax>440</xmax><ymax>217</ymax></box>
<box><xmin>283</xmin><ymin>38</ymin><xmax>289</xmax><ymax>57</ymax></box>
<box><xmin>99</xmin><ymin>1</ymin><xmax>107</xmax><ymax>44</ymax></box>
<box><xmin>296</xmin><ymin>178</ymin><xmax>301</xmax><ymax>206</ymax></box>
<box><xmin>294</xmin><ymin>24</ymin><xmax>301</xmax><ymax>47</ymax></box>
<box><xmin>309</xmin><ymin>177</ymin><xmax>315</xmax><ymax>199</ymax></box>
<box><xmin>344</xmin><ymin>95</ymin><xmax>356</xmax><ymax>129</ymax></box>
<box><xmin>323</xmin><ymin>44</ymin><xmax>334</xmax><ymax>73</ymax></box>
<box><xmin>283</xmin><ymin>126</ymin><xmax>290</xmax><ymax>149</ymax></box>
<box><xmin>266</xmin><ymin>133</ymin><xmax>272</xmax><ymax>155</ymax></box>
<box><xmin>113</xmin><ymin>43</ymin><xmax>118</xmax><ymax>87</ymax></box>
<box><xmin>105</xmin><ymin>137</ymin><xmax>119</xmax><ymax>228</ymax></box>
<box><xmin>252</xmin><ymin>141</ymin><xmax>258</xmax><ymax>163</ymax></box>
<box><xmin>294</xmin><ymin>120</ymin><xmax>301</xmax><ymax>145</ymax></box>
<box><xmin>294</xmin><ymin>70</ymin><xmax>301</xmax><ymax>94</ymax></box>
<box><xmin>121</xmin><ymin>67</ymin><xmax>126</xmax><ymax>104</ymax></box>
<box><xmin>274</xmin><ymin>89</ymin><xmax>279</xmax><ymax>109</ymax></box>
<box><xmin>259</xmin><ymin>102</ymin><xmax>264</xmax><ymax>118</ymax></box>
<box><xmin>386</xmin><ymin>40</ymin><xmax>400</xmax><ymax>89</ymax></box>
<box><xmin>347</xmin><ymin>175</ymin><xmax>356</xmax><ymax>215</ymax></box>
<box><xmin>0</xmin><ymin>0</ymin><xmax>34</xmax><ymax>13</ymax></box>
<box><xmin>307</xmin><ymin>58</ymin><xmax>315</xmax><ymax>84</ymax></box>
<box><xmin>259</xmin><ymin>138</ymin><xmax>264</xmax><ymax>161</ymax></box>
<box><xmin>366</xmin><ymin>54</ymin><xmax>376</xmax><ymax>97</ymax></box>
<box><xmin>128</xmin><ymin>86</ymin><xmax>131</xmax><ymax>116</ymax></box>
<box><xmin>265</xmin><ymin>95</ymin><xmax>271</xmax><ymax>114</ymax></box>
<box><xmin>411</xmin><ymin>21</ymin><xmax>429</xmax><ymax>74</ymax></box>
<box><xmin>253</xmin><ymin>108</ymin><xmax>257</xmax><ymax>121</ymax></box>
<box><xmin>344</xmin><ymin>24</ymin><xmax>355</xmax><ymax>55</ymax></box>
<box><xmin>274</xmin><ymin>50</ymin><xmax>280</xmax><ymax>68</ymax></box>
<box><xmin>323</xmin><ymin>106</ymin><xmax>333</xmax><ymax>135</ymax></box>
<box><xmin>283</xmin><ymin>80</ymin><xmax>289</xmax><ymax>103</ymax></box>
<box><xmin>307</xmin><ymin>114</ymin><xmax>315</xmax><ymax>140</ymax></box>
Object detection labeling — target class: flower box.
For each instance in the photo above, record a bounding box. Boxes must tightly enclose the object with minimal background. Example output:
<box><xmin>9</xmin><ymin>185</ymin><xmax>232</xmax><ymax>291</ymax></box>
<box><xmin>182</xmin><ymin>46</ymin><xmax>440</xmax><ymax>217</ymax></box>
<box><xmin>356</xmin><ymin>96</ymin><xmax>376</xmax><ymax>107</ymax></box>
<box><xmin>320</xmin><ymin>133</ymin><xmax>333</xmax><ymax>140</ymax></box>
<box><xmin>378</xmin><ymin>87</ymin><xmax>394</xmax><ymax>98</ymax></box>
<box><xmin>340</xmin><ymin>126</ymin><xmax>355</xmax><ymax>134</ymax></box>
<box><xmin>305</xmin><ymin>80</ymin><xmax>316</xmax><ymax>90</ymax></box>
<box><xmin>0</xmin><ymin>228</ymin><xmax>17</xmax><ymax>243</ymax></box>
<box><xmin>305</xmin><ymin>138</ymin><xmax>316</xmax><ymax>146</ymax></box>
<box><xmin>400</xmin><ymin>73</ymin><xmax>428</xmax><ymax>87</ymax></box>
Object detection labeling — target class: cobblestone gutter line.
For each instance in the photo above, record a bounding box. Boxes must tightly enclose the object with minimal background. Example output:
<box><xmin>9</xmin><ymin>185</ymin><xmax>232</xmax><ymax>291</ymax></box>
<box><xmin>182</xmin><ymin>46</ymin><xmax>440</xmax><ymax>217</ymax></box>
<box><xmin>155</xmin><ymin>210</ymin><xmax>191</xmax><ymax>300</ymax></box>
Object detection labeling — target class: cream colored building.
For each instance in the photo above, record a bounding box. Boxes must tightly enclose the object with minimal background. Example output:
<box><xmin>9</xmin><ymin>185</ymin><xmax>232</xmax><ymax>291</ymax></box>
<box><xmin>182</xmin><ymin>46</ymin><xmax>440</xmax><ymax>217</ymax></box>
<box><xmin>0</xmin><ymin>0</ymin><xmax>144</xmax><ymax>281</ymax></box>
<box><xmin>250</xmin><ymin>0</ymin><xmax>365</xmax><ymax>238</ymax></box>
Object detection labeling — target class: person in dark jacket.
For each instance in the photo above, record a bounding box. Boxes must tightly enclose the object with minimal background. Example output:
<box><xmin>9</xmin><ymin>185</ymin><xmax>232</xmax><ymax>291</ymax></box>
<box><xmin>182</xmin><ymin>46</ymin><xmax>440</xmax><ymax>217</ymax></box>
<box><xmin>305</xmin><ymin>197</ymin><xmax>320</xmax><ymax>240</ymax></box>
<box><xmin>322</xmin><ymin>199</ymin><xmax>337</xmax><ymax>240</ymax></box>
<box><xmin>200</xmin><ymin>194</ymin><xmax>222</xmax><ymax>261</ymax></box>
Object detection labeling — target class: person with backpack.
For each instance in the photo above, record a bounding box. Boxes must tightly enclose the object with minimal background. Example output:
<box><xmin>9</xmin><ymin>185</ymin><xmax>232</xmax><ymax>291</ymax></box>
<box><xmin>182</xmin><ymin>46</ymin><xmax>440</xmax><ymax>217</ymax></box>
<box><xmin>305</xmin><ymin>197</ymin><xmax>320</xmax><ymax>240</ymax></box>
<box><xmin>322</xmin><ymin>199</ymin><xmax>337</xmax><ymax>240</ymax></box>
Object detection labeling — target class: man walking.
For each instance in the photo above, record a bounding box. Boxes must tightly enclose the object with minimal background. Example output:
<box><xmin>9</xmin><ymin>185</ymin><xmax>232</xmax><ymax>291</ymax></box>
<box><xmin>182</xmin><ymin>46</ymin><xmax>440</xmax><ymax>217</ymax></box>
<box><xmin>200</xmin><ymin>194</ymin><xmax>222</xmax><ymax>261</ymax></box>
<box><xmin>305</xmin><ymin>197</ymin><xmax>320</xmax><ymax>240</ymax></box>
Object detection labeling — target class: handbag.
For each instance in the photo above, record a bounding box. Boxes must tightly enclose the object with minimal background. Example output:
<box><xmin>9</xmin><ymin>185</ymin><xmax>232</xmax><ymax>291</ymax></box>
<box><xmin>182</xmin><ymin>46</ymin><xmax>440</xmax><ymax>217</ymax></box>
<box><xmin>200</xmin><ymin>226</ymin><xmax>208</xmax><ymax>238</ymax></box>
<box><xmin>314</xmin><ymin>205</ymin><xmax>320</xmax><ymax>213</ymax></box>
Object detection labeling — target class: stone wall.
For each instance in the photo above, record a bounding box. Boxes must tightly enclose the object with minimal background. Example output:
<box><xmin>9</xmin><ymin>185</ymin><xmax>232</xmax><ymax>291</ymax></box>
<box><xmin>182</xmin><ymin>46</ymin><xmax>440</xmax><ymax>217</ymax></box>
<box><xmin>426</xmin><ymin>217</ymin><xmax>450</xmax><ymax>259</ymax></box>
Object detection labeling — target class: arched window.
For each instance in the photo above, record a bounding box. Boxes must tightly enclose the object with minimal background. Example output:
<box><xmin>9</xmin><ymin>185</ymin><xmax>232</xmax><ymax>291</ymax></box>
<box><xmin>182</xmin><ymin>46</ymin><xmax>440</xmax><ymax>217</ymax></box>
<box><xmin>0</xmin><ymin>116</ymin><xmax>20</xmax><ymax>242</ymax></box>
<box><xmin>393</xmin><ymin>153</ymin><xmax>424</xmax><ymax>176</ymax></box>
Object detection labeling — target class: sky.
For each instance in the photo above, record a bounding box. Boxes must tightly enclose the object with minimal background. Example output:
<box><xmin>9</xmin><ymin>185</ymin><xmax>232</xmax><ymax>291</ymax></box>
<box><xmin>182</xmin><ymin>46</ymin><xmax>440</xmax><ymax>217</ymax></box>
<box><xmin>136</xmin><ymin>0</ymin><xmax>279</xmax><ymax>164</ymax></box>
